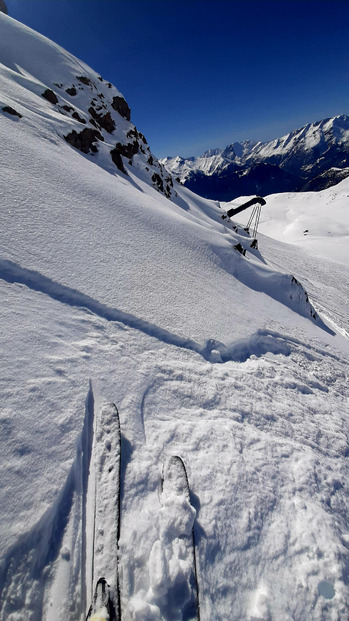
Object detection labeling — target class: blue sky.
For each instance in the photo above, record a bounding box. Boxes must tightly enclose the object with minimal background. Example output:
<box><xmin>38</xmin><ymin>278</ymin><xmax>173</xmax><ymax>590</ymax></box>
<box><xmin>5</xmin><ymin>0</ymin><xmax>349</xmax><ymax>157</ymax></box>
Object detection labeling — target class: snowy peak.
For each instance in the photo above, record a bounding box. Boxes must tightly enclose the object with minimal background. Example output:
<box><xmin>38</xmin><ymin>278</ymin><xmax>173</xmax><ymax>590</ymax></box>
<box><xmin>0</xmin><ymin>12</ymin><xmax>175</xmax><ymax>200</ymax></box>
<box><xmin>161</xmin><ymin>115</ymin><xmax>349</xmax><ymax>200</ymax></box>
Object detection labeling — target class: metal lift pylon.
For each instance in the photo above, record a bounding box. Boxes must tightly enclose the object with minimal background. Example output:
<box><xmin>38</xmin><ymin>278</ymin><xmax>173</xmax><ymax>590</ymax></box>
<box><xmin>226</xmin><ymin>196</ymin><xmax>266</xmax><ymax>249</ymax></box>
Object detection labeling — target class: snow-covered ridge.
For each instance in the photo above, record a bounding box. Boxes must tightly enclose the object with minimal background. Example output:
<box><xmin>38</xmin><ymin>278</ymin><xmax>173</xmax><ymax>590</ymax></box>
<box><xmin>161</xmin><ymin>115</ymin><xmax>349</xmax><ymax>200</ymax></box>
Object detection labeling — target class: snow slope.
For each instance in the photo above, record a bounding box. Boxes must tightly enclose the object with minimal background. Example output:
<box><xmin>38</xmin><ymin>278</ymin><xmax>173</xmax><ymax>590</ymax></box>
<box><xmin>0</xmin><ymin>12</ymin><xmax>348</xmax><ymax>621</ymax></box>
<box><xmin>223</xmin><ymin>177</ymin><xmax>349</xmax><ymax>266</ymax></box>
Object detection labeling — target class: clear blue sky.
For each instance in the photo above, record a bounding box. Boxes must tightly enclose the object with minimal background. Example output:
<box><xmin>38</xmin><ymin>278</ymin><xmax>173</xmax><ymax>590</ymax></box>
<box><xmin>5</xmin><ymin>0</ymin><xmax>349</xmax><ymax>157</ymax></box>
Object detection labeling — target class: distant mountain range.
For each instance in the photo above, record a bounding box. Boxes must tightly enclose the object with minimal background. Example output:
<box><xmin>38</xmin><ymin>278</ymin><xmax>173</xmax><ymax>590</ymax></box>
<box><xmin>161</xmin><ymin>115</ymin><xmax>349</xmax><ymax>200</ymax></box>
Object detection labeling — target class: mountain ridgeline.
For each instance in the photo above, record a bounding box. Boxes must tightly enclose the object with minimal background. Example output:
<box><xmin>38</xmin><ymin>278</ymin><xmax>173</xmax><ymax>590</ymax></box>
<box><xmin>161</xmin><ymin>115</ymin><xmax>349</xmax><ymax>200</ymax></box>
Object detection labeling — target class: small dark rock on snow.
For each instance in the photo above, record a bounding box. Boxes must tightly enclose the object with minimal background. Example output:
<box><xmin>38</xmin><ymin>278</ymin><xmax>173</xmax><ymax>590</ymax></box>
<box><xmin>66</xmin><ymin>86</ymin><xmax>77</xmax><ymax>97</ymax></box>
<box><xmin>76</xmin><ymin>75</ymin><xmax>92</xmax><ymax>87</ymax></box>
<box><xmin>2</xmin><ymin>105</ymin><xmax>22</xmax><ymax>118</ymax></box>
<box><xmin>42</xmin><ymin>89</ymin><xmax>58</xmax><ymax>104</ymax></box>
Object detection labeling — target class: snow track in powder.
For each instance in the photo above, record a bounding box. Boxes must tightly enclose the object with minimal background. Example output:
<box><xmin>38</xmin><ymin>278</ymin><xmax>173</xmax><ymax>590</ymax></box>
<box><xmin>0</xmin><ymin>385</ymin><xmax>122</xmax><ymax>621</ymax></box>
<box><xmin>0</xmin><ymin>383</ymin><xmax>95</xmax><ymax>621</ymax></box>
<box><xmin>147</xmin><ymin>455</ymin><xmax>200</xmax><ymax>620</ymax></box>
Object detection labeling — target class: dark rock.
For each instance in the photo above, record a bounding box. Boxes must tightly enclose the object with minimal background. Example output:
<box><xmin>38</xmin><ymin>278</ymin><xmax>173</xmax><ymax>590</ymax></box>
<box><xmin>66</xmin><ymin>86</ymin><xmax>77</xmax><ymax>96</ymax></box>
<box><xmin>110</xmin><ymin>148</ymin><xmax>126</xmax><ymax>174</ymax></box>
<box><xmin>301</xmin><ymin>167</ymin><xmax>349</xmax><ymax>191</ymax></box>
<box><xmin>234</xmin><ymin>243</ymin><xmax>246</xmax><ymax>256</ymax></box>
<box><xmin>77</xmin><ymin>75</ymin><xmax>92</xmax><ymax>86</ymax></box>
<box><xmin>112</xmin><ymin>96</ymin><xmax>131</xmax><ymax>121</ymax></box>
<box><xmin>152</xmin><ymin>173</ymin><xmax>164</xmax><ymax>193</ymax></box>
<box><xmin>112</xmin><ymin>141</ymin><xmax>139</xmax><ymax>161</ymax></box>
<box><xmin>127</xmin><ymin>128</ymin><xmax>148</xmax><ymax>145</ymax></box>
<box><xmin>61</xmin><ymin>105</ymin><xmax>73</xmax><ymax>112</ymax></box>
<box><xmin>2</xmin><ymin>105</ymin><xmax>22</xmax><ymax>118</ymax></box>
<box><xmin>64</xmin><ymin>127</ymin><xmax>103</xmax><ymax>154</ymax></box>
<box><xmin>72</xmin><ymin>111</ymin><xmax>86</xmax><ymax>124</ymax></box>
<box><xmin>88</xmin><ymin>106</ymin><xmax>115</xmax><ymax>133</ymax></box>
<box><xmin>110</xmin><ymin>140</ymin><xmax>140</xmax><ymax>173</ymax></box>
<box><xmin>147</xmin><ymin>155</ymin><xmax>154</xmax><ymax>166</ymax></box>
<box><xmin>0</xmin><ymin>0</ymin><xmax>8</xmax><ymax>14</ymax></box>
<box><xmin>42</xmin><ymin>89</ymin><xmax>58</xmax><ymax>104</ymax></box>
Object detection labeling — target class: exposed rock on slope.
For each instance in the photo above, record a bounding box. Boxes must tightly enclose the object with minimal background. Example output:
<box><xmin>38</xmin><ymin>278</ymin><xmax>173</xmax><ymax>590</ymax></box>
<box><xmin>0</xmin><ymin>0</ymin><xmax>7</xmax><ymax>15</ymax></box>
<box><xmin>301</xmin><ymin>166</ymin><xmax>349</xmax><ymax>191</ymax></box>
<box><xmin>0</xmin><ymin>15</ymin><xmax>175</xmax><ymax>201</ymax></box>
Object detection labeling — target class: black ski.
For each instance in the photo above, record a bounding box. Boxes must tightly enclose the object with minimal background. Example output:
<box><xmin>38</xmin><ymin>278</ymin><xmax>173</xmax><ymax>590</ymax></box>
<box><xmin>86</xmin><ymin>577</ymin><xmax>117</xmax><ymax>620</ymax></box>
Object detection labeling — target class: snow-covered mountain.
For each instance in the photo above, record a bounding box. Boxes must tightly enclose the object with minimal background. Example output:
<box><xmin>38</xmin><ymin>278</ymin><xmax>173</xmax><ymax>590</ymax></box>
<box><xmin>162</xmin><ymin>115</ymin><xmax>349</xmax><ymax>200</ymax></box>
<box><xmin>1</xmin><ymin>11</ymin><xmax>348</xmax><ymax>621</ymax></box>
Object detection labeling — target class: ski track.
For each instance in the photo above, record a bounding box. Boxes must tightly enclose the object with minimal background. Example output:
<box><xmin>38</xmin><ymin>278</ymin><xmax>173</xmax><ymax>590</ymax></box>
<box><xmin>0</xmin><ymin>309</ymin><xmax>348</xmax><ymax>619</ymax></box>
<box><xmin>0</xmin><ymin>257</ymin><xmax>319</xmax><ymax>364</ymax></box>
<box><xmin>258</xmin><ymin>236</ymin><xmax>349</xmax><ymax>340</ymax></box>
<box><xmin>137</xmin><ymin>354</ymin><xmax>348</xmax><ymax>620</ymax></box>
<box><xmin>0</xmin><ymin>384</ymin><xmax>95</xmax><ymax>621</ymax></box>
<box><xmin>1</xmin><ymin>255</ymin><xmax>348</xmax><ymax>620</ymax></box>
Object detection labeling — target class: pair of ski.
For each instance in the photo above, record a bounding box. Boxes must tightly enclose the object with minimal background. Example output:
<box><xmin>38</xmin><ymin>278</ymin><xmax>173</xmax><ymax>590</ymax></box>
<box><xmin>86</xmin><ymin>403</ymin><xmax>200</xmax><ymax>621</ymax></box>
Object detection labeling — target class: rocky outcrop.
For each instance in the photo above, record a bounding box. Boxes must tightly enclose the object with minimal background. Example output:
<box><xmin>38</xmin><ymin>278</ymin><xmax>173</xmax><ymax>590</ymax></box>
<box><xmin>112</xmin><ymin>96</ymin><xmax>131</xmax><ymax>121</ymax></box>
<box><xmin>152</xmin><ymin>172</ymin><xmax>173</xmax><ymax>198</ymax></box>
<box><xmin>301</xmin><ymin>167</ymin><xmax>349</xmax><ymax>191</ymax></box>
<box><xmin>42</xmin><ymin>71</ymin><xmax>175</xmax><ymax>200</ymax></box>
<box><xmin>0</xmin><ymin>0</ymin><xmax>8</xmax><ymax>15</ymax></box>
<box><xmin>66</xmin><ymin>86</ymin><xmax>77</xmax><ymax>96</ymax></box>
<box><xmin>110</xmin><ymin>148</ymin><xmax>126</xmax><ymax>174</ymax></box>
<box><xmin>88</xmin><ymin>106</ymin><xmax>115</xmax><ymax>133</ymax></box>
<box><xmin>110</xmin><ymin>139</ymin><xmax>141</xmax><ymax>173</ymax></box>
<box><xmin>64</xmin><ymin>127</ymin><xmax>103</xmax><ymax>154</ymax></box>
<box><xmin>42</xmin><ymin>89</ymin><xmax>58</xmax><ymax>104</ymax></box>
<box><xmin>71</xmin><ymin>111</ymin><xmax>86</xmax><ymax>124</ymax></box>
<box><xmin>76</xmin><ymin>75</ymin><xmax>91</xmax><ymax>86</ymax></box>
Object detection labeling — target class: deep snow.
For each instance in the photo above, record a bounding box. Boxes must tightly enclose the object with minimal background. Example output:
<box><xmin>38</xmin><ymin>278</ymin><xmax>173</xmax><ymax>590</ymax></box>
<box><xmin>0</xmin><ymin>11</ymin><xmax>348</xmax><ymax>621</ymax></box>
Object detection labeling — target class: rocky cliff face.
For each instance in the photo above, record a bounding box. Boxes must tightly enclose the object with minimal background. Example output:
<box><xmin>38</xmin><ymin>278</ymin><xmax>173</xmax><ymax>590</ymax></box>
<box><xmin>54</xmin><ymin>75</ymin><xmax>175</xmax><ymax>200</ymax></box>
<box><xmin>162</xmin><ymin>115</ymin><xmax>349</xmax><ymax>199</ymax></box>
<box><xmin>0</xmin><ymin>13</ymin><xmax>175</xmax><ymax>202</ymax></box>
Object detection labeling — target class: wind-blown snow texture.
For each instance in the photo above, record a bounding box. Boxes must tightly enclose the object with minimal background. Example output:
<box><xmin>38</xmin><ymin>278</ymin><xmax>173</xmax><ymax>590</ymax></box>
<box><xmin>0</xmin><ymin>12</ymin><xmax>348</xmax><ymax>621</ymax></box>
